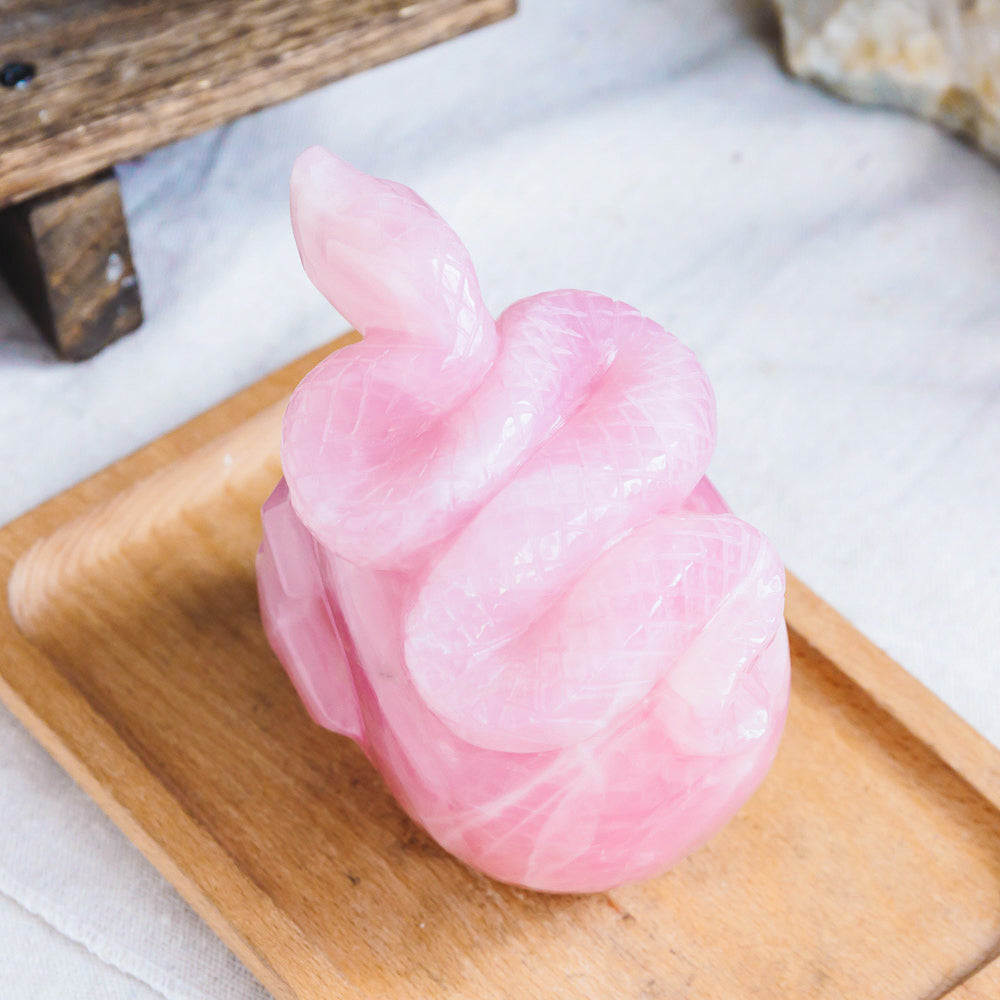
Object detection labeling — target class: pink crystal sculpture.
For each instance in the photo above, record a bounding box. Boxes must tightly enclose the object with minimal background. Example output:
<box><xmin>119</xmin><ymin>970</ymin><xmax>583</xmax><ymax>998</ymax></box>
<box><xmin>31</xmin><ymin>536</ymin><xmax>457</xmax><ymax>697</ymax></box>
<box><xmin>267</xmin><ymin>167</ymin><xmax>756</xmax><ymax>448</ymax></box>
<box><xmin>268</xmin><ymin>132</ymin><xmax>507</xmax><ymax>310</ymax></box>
<box><xmin>257</xmin><ymin>148</ymin><xmax>791</xmax><ymax>893</ymax></box>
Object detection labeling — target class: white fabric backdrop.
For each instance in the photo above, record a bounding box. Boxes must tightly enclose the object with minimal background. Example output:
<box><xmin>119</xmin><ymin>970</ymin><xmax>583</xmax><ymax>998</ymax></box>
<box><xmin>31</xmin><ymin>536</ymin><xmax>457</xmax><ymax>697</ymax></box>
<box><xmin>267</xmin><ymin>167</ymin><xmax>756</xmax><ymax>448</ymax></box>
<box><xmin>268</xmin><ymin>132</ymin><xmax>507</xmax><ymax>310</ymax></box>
<box><xmin>1</xmin><ymin>1</ymin><xmax>998</xmax><ymax>995</ymax></box>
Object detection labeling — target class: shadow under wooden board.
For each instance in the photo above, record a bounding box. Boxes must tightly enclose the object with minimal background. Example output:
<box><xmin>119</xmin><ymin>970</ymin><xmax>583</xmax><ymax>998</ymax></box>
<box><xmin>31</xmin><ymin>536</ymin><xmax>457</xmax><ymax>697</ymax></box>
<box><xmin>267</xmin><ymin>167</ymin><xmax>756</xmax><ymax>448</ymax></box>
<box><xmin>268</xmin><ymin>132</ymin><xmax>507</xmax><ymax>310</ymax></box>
<box><xmin>2</xmin><ymin>336</ymin><xmax>1000</xmax><ymax>999</ymax></box>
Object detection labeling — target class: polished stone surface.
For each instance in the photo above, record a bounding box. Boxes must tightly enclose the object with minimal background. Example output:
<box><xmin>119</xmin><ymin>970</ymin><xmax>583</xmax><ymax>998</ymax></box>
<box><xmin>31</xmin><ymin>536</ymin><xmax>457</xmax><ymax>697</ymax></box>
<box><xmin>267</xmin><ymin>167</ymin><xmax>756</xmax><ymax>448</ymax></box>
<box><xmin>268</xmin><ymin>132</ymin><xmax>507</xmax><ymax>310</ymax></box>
<box><xmin>259</xmin><ymin>150</ymin><xmax>790</xmax><ymax>890</ymax></box>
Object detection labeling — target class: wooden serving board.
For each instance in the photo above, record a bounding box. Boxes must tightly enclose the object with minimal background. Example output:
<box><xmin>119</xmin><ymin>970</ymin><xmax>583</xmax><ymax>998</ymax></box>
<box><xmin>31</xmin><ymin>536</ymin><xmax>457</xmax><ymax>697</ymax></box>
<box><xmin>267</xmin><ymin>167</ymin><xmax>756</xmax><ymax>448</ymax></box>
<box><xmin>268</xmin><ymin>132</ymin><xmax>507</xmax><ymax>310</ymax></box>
<box><xmin>2</xmin><ymin>336</ymin><xmax>1000</xmax><ymax>999</ymax></box>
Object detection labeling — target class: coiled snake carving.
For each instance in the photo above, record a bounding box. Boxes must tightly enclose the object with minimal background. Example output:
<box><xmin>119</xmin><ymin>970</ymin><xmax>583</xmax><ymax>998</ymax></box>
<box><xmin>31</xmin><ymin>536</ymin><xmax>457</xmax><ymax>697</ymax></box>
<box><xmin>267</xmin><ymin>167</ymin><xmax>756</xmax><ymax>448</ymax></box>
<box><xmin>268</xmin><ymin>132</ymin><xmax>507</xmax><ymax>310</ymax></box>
<box><xmin>257</xmin><ymin>148</ymin><xmax>790</xmax><ymax>892</ymax></box>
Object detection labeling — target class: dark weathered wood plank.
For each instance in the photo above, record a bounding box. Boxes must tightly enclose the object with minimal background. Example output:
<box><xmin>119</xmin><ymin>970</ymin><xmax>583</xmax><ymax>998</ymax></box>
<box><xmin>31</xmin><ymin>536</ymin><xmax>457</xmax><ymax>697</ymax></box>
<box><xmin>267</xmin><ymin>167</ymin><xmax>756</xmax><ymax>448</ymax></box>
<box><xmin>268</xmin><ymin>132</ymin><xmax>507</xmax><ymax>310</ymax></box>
<box><xmin>0</xmin><ymin>0</ymin><xmax>516</xmax><ymax>209</ymax></box>
<box><xmin>0</xmin><ymin>169</ymin><xmax>142</xmax><ymax>359</ymax></box>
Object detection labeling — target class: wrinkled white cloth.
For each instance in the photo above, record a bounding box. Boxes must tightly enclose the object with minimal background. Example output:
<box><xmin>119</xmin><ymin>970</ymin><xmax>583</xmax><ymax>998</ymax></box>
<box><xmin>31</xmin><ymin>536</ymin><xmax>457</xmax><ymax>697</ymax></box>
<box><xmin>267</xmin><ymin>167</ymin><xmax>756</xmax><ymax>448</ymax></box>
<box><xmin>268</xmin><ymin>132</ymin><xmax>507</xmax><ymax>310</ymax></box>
<box><xmin>1</xmin><ymin>0</ymin><xmax>998</xmax><ymax>996</ymax></box>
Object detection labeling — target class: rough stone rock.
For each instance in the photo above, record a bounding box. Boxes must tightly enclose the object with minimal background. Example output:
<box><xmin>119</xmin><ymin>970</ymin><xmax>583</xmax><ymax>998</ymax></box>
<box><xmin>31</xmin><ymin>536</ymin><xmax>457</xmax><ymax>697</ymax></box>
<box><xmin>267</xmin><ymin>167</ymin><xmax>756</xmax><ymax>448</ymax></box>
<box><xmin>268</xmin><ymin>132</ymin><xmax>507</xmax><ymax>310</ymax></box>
<box><xmin>773</xmin><ymin>0</ymin><xmax>1000</xmax><ymax>161</ymax></box>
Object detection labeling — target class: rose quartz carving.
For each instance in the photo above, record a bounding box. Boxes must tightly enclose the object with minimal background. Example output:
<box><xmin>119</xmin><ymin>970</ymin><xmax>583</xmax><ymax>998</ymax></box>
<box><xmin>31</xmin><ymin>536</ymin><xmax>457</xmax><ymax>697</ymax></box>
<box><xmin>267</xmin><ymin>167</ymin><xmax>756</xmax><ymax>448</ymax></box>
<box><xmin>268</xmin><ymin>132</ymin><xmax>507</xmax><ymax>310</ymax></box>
<box><xmin>257</xmin><ymin>148</ymin><xmax>791</xmax><ymax>892</ymax></box>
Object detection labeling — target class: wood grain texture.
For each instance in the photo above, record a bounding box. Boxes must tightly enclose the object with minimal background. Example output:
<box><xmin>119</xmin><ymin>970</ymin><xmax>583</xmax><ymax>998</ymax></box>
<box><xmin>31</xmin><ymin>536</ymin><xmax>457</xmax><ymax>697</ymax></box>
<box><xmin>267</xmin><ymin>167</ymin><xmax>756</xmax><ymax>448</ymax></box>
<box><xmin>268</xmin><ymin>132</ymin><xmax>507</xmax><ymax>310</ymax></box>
<box><xmin>1</xmin><ymin>335</ymin><xmax>999</xmax><ymax>999</ymax></box>
<box><xmin>949</xmin><ymin>962</ymin><xmax>1000</xmax><ymax>1000</ymax></box>
<box><xmin>0</xmin><ymin>0</ymin><xmax>516</xmax><ymax>209</ymax></box>
<box><xmin>0</xmin><ymin>169</ymin><xmax>142</xmax><ymax>359</ymax></box>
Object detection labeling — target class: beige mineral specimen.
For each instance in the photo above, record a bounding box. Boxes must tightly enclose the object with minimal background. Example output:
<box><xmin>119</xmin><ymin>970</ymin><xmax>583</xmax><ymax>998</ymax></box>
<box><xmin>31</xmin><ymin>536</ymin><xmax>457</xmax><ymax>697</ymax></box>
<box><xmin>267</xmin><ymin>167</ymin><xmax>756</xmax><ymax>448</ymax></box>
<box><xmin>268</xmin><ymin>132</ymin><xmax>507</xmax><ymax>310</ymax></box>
<box><xmin>773</xmin><ymin>0</ymin><xmax>1000</xmax><ymax>160</ymax></box>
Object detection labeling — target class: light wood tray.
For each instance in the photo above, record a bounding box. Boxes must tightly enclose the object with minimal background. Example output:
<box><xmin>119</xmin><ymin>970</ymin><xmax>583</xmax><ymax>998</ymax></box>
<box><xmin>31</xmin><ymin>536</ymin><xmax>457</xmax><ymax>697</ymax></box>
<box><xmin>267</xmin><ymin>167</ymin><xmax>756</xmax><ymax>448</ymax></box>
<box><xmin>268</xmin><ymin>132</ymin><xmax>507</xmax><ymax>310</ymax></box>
<box><xmin>2</xmin><ymin>337</ymin><xmax>999</xmax><ymax>1000</ymax></box>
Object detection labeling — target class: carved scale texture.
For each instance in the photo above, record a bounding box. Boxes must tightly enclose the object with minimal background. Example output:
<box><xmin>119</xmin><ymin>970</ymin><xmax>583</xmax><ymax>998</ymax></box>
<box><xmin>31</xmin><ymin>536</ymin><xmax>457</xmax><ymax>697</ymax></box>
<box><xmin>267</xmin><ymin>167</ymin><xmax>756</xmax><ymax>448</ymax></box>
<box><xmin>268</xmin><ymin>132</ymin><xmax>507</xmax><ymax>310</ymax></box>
<box><xmin>257</xmin><ymin>148</ymin><xmax>791</xmax><ymax>892</ymax></box>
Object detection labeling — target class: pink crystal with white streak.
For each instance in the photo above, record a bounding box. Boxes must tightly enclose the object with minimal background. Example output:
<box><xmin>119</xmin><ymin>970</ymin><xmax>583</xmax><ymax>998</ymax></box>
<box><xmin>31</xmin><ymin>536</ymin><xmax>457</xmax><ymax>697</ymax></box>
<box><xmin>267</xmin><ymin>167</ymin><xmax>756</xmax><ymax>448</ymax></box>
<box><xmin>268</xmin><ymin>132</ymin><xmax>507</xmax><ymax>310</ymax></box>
<box><xmin>256</xmin><ymin>148</ymin><xmax>791</xmax><ymax>893</ymax></box>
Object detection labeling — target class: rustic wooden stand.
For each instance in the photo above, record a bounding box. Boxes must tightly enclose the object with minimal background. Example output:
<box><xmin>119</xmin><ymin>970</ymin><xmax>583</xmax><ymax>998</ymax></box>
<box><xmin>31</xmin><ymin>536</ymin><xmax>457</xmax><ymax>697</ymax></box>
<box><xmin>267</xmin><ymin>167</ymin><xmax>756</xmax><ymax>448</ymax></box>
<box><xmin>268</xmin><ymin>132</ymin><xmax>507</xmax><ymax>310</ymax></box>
<box><xmin>0</xmin><ymin>0</ymin><xmax>515</xmax><ymax>360</ymax></box>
